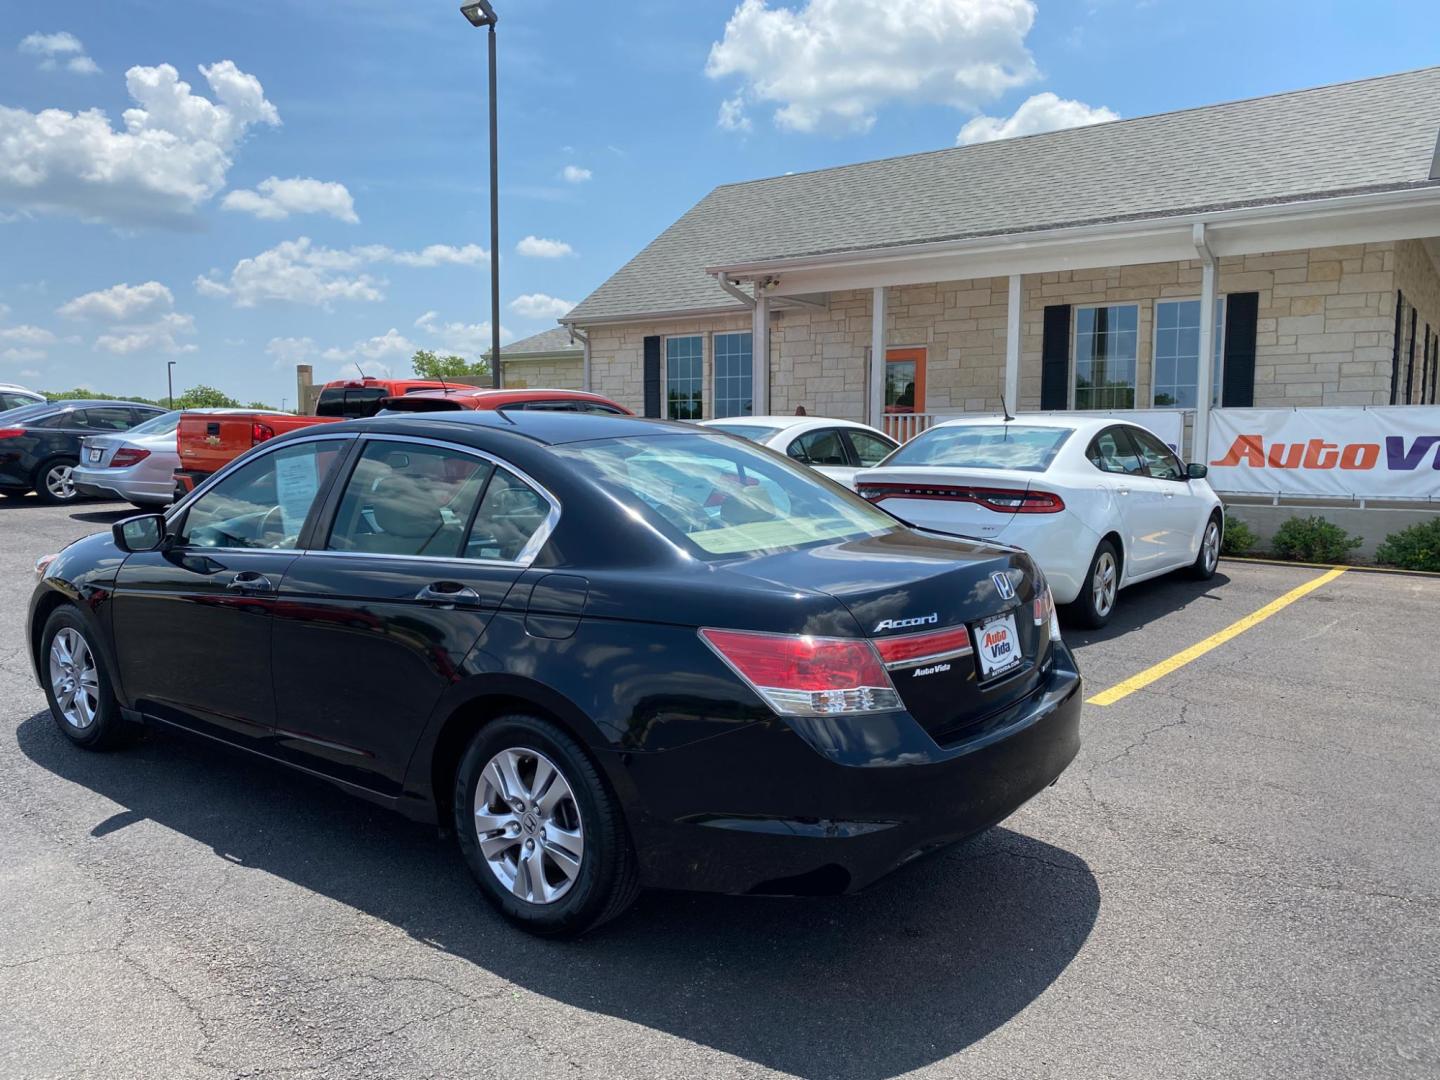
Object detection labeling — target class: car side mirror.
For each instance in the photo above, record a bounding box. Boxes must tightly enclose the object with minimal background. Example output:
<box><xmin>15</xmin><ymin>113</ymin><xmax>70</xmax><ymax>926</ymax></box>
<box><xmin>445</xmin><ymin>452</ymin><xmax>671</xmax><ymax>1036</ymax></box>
<box><xmin>1186</xmin><ymin>462</ymin><xmax>1209</xmax><ymax>480</ymax></box>
<box><xmin>113</xmin><ymin>513</ymin><xmax>168</xmax><ymax>553</ymax></box>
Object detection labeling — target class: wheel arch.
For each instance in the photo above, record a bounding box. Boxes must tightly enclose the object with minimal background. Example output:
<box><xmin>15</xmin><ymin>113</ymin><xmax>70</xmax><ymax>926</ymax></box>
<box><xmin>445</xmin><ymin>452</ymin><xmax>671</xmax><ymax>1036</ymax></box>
<box><xmin>1100</xmin><ymin>530</ymin><xmax>1125</xmax><ymax>581</ymax></box>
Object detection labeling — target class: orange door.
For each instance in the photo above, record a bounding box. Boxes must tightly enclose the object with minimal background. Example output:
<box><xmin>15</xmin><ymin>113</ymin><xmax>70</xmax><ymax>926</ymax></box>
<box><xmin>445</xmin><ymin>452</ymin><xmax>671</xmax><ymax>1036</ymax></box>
<box><xmin>884</xmin><ymin>348</ymin><xmax>926</xmax><ymax>413</ymax></box>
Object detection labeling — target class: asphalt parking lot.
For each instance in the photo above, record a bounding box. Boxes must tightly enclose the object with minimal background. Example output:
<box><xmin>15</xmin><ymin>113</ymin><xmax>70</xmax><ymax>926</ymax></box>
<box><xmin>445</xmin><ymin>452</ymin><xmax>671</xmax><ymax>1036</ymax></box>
<box><xmin>2</xmin><ymin>496</ymin><xmax>1437</xmax><ymax>1080</ymax></box>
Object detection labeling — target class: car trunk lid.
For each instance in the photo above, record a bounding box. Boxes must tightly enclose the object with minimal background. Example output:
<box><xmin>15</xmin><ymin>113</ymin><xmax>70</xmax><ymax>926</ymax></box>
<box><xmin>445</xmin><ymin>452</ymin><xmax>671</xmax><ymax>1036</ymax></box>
<box><xmin>854</xmin><ymin>466</ymin><xmax>1056</xmax><ymax>540</ymax></box>
<box><xmin>79</xmin><ymin>435</ymin><xmax>127</xmax><ymax>468</ymax></box>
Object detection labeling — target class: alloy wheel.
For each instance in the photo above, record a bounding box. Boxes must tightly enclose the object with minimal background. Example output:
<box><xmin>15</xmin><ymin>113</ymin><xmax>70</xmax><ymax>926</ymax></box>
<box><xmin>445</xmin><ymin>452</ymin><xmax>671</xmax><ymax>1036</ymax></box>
<box><xmin>45</xmin><ymin>464</ymin><xmax>76</xmax><ymax>501</ymax></box>
<box><xmin>474</xmin><ymin>747</ymin><xmax>585</xmax><ymax>905</ymax></box>
<box><xmin>1092</xmin><ymin>551</ymin><xmax>1118</xmax><ymax>618</ymax></box>
<box><xmin>49</xmin><ymin>628</ymin><xmax>99</xmax><ymax>729</ymax></box>
<box><xmin>1203</xmin><ymin>521</ymin><xmax>1221</xmax><ymax>573</ymax></box>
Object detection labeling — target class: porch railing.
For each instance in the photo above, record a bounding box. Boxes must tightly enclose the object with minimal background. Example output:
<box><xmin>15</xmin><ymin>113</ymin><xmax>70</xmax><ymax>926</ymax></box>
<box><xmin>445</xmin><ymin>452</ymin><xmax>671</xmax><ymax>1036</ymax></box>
<box><xmin>881</xmin><ymin>413</ymin><xmax>938</xmax><ymax>443</ymax></box>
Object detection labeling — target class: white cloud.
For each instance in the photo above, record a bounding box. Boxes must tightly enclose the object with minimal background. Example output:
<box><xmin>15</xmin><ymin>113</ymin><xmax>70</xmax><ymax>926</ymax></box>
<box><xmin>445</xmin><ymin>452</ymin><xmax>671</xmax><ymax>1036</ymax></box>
<box><xmin>222</xmin><ymin>176</ymin><xmax>358</xmax><ymax>223</ymax></box>
<box><xmin>0</xmin><ymin>324</ymin><xmax>58</xmax><ymax>346</ymax></box>
<box><xmin>707</xmin><ymin>0</ymin><xmax>1038</xmax><ymax>134</ymax></box>
<box><xmin>19</xmin><ymin>31</ymin><xmax>100</xmax><ymax>75</ymax></box>
<box><xmin>516</xmin><ymin>235</ymin><xmax>574</xmax><ymax>259</ymax></box>
<box><xmin>94</xmin><ymin>311</ymin><xmax>197</xmax><ymax>355</ymax></box>
<box><xmin>560</xmin><ymin>165</ymin><xmax>592</xmax><ymax>183</ymax></box>
<box><xmin>321</xmin><ymin>328</ymin><xmax>416</xmax><ymax>364</ymax></box>
<box><xmin>265</xmin><ymin>336</ymin><xmax>317</xmax><ymax>367</ymax></box>
<box><xmin>509</xmin><ymin>293</ymin><xmax>574</xmax><ymax>320</ymax></box>
<box><xmin>195</xmin><ymin>238</ymin><xmax>486</xmax><ymax>308</ymax></box>
<box><xmin>2</xmin><ymin>347</ymin><xmax>47</xmax><ymax>364</ymax></box>
<box><xmin>717</xmin><ymin>95</ymin><xmax>752</xmax><ymax>133</ymax></box>
<box><xmin>414</xmin><ymin>310</ymin><xmax>510</xmax><ymax>356</ymax></box>
<box><xmin>0</xmin><ymin>60</ymin><xmax>278</xmax><ymax>226</ymax></box>
<box><xmin>957</xmin><ymin>91</ymin><xmax>1119</xmax><ymax>144</ymax></box>
<box><xmin>57</xmin><ymin>280</ymin><xmax>174</xmax><ymax>321</ymax></box>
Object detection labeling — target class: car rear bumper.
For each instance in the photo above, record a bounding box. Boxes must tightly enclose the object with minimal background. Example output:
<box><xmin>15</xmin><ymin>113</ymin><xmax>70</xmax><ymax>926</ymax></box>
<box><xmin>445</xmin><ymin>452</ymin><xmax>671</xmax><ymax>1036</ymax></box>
<box><xmin>611</xmin><ymin>644</ymin><xmax>1082</xmax><ymax>896</ymax></box>
<box><xmin>70</xmin><ymin>466</ymin><xmax>171</xmax><ymax>505</ymax></box>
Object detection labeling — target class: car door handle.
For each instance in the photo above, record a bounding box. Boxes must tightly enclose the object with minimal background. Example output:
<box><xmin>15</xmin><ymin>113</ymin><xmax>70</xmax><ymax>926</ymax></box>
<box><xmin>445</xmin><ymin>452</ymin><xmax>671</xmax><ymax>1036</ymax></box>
<box><xmin>227</xmin><ymin>571</ymin><xmax>274</xmax><ymax>593</ymax></box>
<box><xmin>415</xmin><ymin>582</ymin><xmax>481</xmax><ymax>606</ymax></box>
<box><xmin>1116</xmin><ymin>487</ymin><xmax>1130</xmax><ymax>496</ymax></box>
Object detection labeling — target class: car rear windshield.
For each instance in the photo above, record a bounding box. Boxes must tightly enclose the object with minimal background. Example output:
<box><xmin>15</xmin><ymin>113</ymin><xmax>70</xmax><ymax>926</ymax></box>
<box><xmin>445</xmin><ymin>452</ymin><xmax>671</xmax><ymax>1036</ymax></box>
<box><xmin>705</xmin><ymin>423</ymin><xmax>783</xmax><ymax>443</ymax></box>
<box><xmin>884</xmin><ymin>424</ymin><xmax>1072</xmax><ymax>472</ymax></box>
<box><xmin>127</xmin><ymin>410</ymin><xmax>183</xmax><ymax>437</ymax></box>
<box><xmin>554</xmin><ymin>432</ymin><xmax>898</xmax><ymax>558</ymax></box>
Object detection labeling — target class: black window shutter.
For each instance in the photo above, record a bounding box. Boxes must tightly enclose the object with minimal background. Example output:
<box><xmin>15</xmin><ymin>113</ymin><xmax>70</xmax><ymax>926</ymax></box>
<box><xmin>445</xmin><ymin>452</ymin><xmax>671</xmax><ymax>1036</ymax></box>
<box><xmin>1221</xmin><ymin>291</ymin><xmax>1259</xmax><ymax>408</ymax></box>
<box><xmin>1406</xmin><ymin>306</ymin><xmax>1419</xmax><ymax>405</ymax></box>
<box><xmin>643</xmin><ymin>336</ymin><xmax>661</xmax><ymax>418</ymax></box>
<box><xmin>1390</xmin><ymin>292</ymin><xmax>1404</xmax><ymax>405</ymax></box>
<box><xmin>1040</xmin><ymin>305</ymin><xmax>1071</xmax><ymax>410</ymax></box>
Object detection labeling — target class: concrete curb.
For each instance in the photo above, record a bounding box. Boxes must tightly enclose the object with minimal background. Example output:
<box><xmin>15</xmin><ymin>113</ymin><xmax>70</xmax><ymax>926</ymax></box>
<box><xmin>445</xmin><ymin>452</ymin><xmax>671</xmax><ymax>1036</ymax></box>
<box><xmin>1221</xmin><ymin>555</ymin><xmax>1440</xmax><ymax>580</ymax></box>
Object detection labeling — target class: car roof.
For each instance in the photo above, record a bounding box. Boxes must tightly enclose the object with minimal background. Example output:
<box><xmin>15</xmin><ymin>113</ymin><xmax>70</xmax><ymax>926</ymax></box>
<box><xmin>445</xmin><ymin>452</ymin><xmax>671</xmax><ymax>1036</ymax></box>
<box><xmin>701</xmin><ymin>415</ymin><xmax>885</xmax><ymax>435</ymax></box>
<box><xmin>351</xmin><ymin>408</ymin><xmax>684</xmax><ymax>446</ymax></box>
<box><xmin>2</xmin><ymin>399</ymin><xmax>160</xmax><ymax>419</ymax></box>
<box><xmin>929</xmin><ymin>414</ymin><xmax>1118</xmax><ymax>435</ymax></box>
<box><xmin>401</xmin><ymin>387</ymin><xmax>624</xmax><ymax>404</ymax></box>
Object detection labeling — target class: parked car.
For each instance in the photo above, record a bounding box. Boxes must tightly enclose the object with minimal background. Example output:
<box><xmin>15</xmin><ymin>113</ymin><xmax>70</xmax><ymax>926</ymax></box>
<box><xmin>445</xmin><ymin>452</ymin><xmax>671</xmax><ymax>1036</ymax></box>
<box><xmin>0</xmin><ymin>400</ymin><xmax>167</xmax><ymax>504</ymax></box>
<box><xmin>379</xmin><ymin>387</ymin><xmax>632</xmax><ymax>415</ymax></box>
<box><xmin>0</xmin><ymin>383</ymin><xmax>46</xmax><ymax>412</ymax></box>
<box><xmin>856</xmin><ymin>416</ymin><xmax>1223</xmax><ymax>628</ymax></box>
<box><xmin>173</xmin><ymin>410</ymin><xmax>331</xmax><ymax>500</ymax></box>
<box><xmin>315</xmin><ymin>376</ymin><xmax>457</xmax><ymax>419</ymax></box>
<box><xmin>71</xmin><ymin>409</ymin><xmax>275</xmax><ymax>509</ymax></box>
<box><xmin>29</xmin><ymin>411</ymin><xmax>1081</xmax><ymax>935</ymax></box>
<box><xmin>700</xmin><ymin>415</ymin><xmax>898</xmax><ymax>488</ymax></box>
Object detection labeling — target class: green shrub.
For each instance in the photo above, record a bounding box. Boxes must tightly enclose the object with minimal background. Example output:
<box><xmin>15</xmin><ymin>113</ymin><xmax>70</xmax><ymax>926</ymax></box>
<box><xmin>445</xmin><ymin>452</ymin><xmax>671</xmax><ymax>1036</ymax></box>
<box><xmin>1221</xmin><ymin>516</ymin><xmax>1259</xmax><ymax>556</ymax></box>
<box><xmin>1270</xmin><ymin>516</ymin><xmax>1362</xmax><ymax>563</ymax></box>
<box><xmin>1374</xmin><ymin>518</ymin><xmax>1440</xmax><ymax>572</ymax></box>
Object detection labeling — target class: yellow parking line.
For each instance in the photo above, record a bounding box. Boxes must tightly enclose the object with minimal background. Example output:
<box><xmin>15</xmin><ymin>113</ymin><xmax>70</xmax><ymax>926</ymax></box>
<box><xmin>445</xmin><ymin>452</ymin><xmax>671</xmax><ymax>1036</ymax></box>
<box><xmin>1086</xmin><ymin>567</ymin><xmax>1348</xmax><ymax>707</ymax></box>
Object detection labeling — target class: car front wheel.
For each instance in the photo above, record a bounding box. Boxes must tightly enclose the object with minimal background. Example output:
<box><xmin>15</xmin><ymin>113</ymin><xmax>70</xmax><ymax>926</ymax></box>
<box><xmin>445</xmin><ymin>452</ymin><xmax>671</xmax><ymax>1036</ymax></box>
<box><xmin>454</xmin><ymin>714</ymin><xmax>639</xmax><ymax>936</ymax></box>
<box><xmin>1191</xmin><ymin>513</ymin><xmax>1222</xmax><ymax>580</ymax></box>
<box><xmin>1069</xmin><ymin>539</ymin><xmax>1120</xmax><ymax>629</ymax></box>
<box><xmin>40</xmin><ymin>607</ymin><xmax>133</xmax><ymax>749</ymax></box>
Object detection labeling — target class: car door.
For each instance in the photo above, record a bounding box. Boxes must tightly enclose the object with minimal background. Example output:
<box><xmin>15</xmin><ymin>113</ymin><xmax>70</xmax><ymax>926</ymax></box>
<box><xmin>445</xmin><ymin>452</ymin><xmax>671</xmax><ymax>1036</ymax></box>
<box><xmin>1126</xmin><ymin>425</ymin><xmax>1206</xmax><ymax>567</ymax></box>
<box><xmin>268</xmin><ymin>435</ymin><xmax>556</xmax><ymax>794</ymax></box>
<box><xmin>110</xmin><ymin>436</ymin><xmax>352</xmax><ymax>744</ymax></box>
<box><xmin>1085</xmin><ymin>425</ymin><xmax>1172</xmax><ymax>580</ymax></box>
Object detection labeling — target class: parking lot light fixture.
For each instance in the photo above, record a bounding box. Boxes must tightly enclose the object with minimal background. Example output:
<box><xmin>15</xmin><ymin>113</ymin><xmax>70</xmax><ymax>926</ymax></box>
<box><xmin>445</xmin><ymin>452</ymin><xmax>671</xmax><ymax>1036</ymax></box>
<box><xmin>459</xmin><ymin>0</ymin><xmax>502</xmax><ymax>389</ymax></box>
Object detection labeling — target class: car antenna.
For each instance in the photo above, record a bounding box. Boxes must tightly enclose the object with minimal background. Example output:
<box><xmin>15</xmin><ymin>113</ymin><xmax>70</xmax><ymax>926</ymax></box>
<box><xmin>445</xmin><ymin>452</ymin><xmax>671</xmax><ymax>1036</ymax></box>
<box><xmin>1001</xmin><ymin>395</ymin><xmax>1015</xmax><ymax>423</ymax></box>
<box><xmin>352</xmin><ymin>362</ymin><xmax>366</xmax><ymax>381</ymax></box>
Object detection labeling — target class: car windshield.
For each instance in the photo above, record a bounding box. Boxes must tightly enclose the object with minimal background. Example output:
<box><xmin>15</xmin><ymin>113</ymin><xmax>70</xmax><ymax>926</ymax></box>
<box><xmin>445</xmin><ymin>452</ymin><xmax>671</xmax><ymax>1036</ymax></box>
<box><xmin>884</xmin><ymin>424</ymin><xmax>1073</xmax><ymax>472</ymax></box>
<box><xmin>555</xmin><ymin>432</ymin><xmax>898</xmax><ymax>558</ymax></box>
<box><xmin>704</xmin><ymin>423</ymin><xmax>784</xmax><ymax>443</ymax></box>
<box><xmin>126</xmin><ymin>410</ymin><xmax>183</xmax><ymax>437</ymax></box>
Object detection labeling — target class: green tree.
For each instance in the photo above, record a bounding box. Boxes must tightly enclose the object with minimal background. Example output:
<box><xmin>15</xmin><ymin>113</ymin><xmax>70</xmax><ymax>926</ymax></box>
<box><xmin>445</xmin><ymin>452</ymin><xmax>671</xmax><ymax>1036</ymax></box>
<box><xmin>174</xmin><ymin>384</ymin><xmax>242</xmax><ymax>409</ymax></box>
<box><xmin>412</xmin><ymin>349</ymin><xmax>490</xmax><ymax>381</ymax></box>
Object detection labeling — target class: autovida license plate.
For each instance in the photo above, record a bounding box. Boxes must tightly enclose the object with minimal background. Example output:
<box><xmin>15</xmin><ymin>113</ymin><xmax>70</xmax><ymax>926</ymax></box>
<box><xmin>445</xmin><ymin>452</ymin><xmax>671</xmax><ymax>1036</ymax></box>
<box><xmin>973</xmin><ymin>612</ymin><xmax>1021</xmax><ymax>679</ymax></box>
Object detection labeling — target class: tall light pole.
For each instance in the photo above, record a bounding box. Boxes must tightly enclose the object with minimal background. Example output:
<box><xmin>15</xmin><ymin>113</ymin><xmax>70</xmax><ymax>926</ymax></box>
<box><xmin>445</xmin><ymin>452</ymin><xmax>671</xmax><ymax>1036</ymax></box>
<box><xmin>166</xmin><ymin>361</ymin><xmax>176</xmax><ymax>409</ymax></box>
<box><xmin>460</xmin><ymin>0</ymin><xmax>503</xmax><ymax>389</ymax></box>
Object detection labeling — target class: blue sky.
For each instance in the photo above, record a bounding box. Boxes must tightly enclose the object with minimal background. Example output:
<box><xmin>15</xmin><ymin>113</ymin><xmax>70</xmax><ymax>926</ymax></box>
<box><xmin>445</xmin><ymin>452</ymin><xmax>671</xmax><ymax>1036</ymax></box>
<box><xmin>2</xmin><ymin>0</ymin><xmax>1438</xmax><ymax>406</ymax></box>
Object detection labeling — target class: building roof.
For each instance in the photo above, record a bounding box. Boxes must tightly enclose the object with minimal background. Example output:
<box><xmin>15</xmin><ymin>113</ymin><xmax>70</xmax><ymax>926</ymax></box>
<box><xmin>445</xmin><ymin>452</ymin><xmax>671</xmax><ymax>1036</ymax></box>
<box><xmin>567</xmin><ymin>67</ymin><xmax>1440</xmax><ymax>324</ymax></box>
<box><xmin>500</xmin><ymin>327</ymin><xmax>582</xmax><ymax>358</ymax></box>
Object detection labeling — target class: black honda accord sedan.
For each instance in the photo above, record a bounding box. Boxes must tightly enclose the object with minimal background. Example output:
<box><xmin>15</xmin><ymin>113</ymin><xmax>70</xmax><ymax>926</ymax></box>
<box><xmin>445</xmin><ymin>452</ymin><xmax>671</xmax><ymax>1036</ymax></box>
<box><xmin>28</xmin><ymin>411</ymin><xmax>1081</xmax><ymax>935</ymax></box>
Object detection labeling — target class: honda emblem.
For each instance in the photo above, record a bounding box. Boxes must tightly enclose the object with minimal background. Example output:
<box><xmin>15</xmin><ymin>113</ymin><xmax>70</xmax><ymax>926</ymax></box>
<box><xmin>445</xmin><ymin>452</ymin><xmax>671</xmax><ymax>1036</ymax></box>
<box><xmin>991</xmin><ymin>572</ymin><xmax>1016</xmax><ymax>601</ymax></box>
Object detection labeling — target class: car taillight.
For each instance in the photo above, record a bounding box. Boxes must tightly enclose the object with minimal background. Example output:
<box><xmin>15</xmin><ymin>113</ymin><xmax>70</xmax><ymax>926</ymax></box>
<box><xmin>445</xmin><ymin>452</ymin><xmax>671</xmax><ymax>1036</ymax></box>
<box><xmin>251</xmin><ymin>421</ymin><xmax>276</xmax><ymax>445</ymax></box>
<box><xmin>0</xmin><ymin>427</ymin><xmax>24</xmax><ymax>439</ymax></box>
<box><xmin>1033</xmin><ymin>574</ymin><xmax>1062</xmax><ymax>643</ymax></box>
<box><xmin>872</xmin><ymin>626</ymin><xmax>974</xmax><ymax>669</ymax></box>
<box><xmin>109</xmin><ymin>448</ymin><xmax>151</xmax><ymax>468</ymax></box>
<box><xmin>858</xmin><ymin>483</ymin><xmax>1065</xmax><ymax>513</ymax></box>
<box><xmin>699</xmin><ymin>628</ymin><xmax>901</xmax><ymax>716</ymax></box>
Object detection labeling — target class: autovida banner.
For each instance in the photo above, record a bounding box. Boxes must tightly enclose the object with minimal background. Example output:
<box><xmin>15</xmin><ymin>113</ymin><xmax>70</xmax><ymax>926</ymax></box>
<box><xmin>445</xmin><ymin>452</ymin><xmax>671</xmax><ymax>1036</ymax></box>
<box><xmin>1207</xmin><ymin>406</ymin><xmax>1440</xmax><ymax>499</ymax></box>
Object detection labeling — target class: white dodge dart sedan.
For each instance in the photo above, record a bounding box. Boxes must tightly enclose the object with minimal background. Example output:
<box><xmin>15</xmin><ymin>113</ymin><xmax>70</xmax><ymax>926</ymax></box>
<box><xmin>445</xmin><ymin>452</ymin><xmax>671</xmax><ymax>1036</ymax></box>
<box><xmin>855</xmin><ymin>416</ymin><xmax>1223</xmax><ymax>627</ymax></box>
<box><xmin>699</xmin><ymin>415</ymin><xmax>899</xmax><ymax>489</ymax></box>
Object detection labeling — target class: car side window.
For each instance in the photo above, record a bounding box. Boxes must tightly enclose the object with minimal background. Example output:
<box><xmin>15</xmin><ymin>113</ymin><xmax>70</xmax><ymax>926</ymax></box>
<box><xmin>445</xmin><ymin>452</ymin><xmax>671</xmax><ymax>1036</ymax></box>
<box><xmin>465</xmin><ymin>469</ymin><xmax>552</xmax><ymax>562</ymax></box>
<box><xmin>846</xmin><ymin>430</ymin><xmax>897</xmax><ymax>467</ymax></box>
<box><xmin>38</xmin><ymin>411</ymin><xmax>80</xmax><ymax>429</ymax></box>
<box><xmin>1086</xmin><ymin>427</ymin><xmax>1145</xmax><ymax>475</ymax></box>
<box><xmin>787</xmin><ymin>429</ymin><xmax>848</xmax><ymax>466</ymax></box>
<box><xmin>327</xmin><ymin>441</ymin><xmax>494</xmax><ymax>558</ymax></box>
<box><xmin>180</xmin><ymin>439</ymin><xmax>348</xmax><ymax>550</ymax></box>
<box><xmin>1128</xmin><ymin>427</ymin><xmax>1186</xmax><ymax>481</ymax></box>
<box><xmin>83</xmin><ymin>407</ymin><xmax>137</xmax><ymax>431</ymax></box>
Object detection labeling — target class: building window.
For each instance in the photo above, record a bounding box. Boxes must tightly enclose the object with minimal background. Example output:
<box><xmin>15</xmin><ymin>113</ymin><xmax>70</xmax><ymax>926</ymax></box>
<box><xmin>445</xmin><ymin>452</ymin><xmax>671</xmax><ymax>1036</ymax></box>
<box><xmin>712</xmin><ymin>332</ymin><xmax>753</xmax><ymax>418</ymax></box>
<box><xmin>1153</xmin><ymin>299</ymin><xmax>1226</xmax><ymax>408</ymax></box>
<box><xmin>665</xmin><ymin>335</ymin><xmax>703</xmax><ymax>420</ymax></box>
<box><xmin>1073</xmin><ymin>304</ymin><xmax>1138</xmax><ymax>410</ymax></box>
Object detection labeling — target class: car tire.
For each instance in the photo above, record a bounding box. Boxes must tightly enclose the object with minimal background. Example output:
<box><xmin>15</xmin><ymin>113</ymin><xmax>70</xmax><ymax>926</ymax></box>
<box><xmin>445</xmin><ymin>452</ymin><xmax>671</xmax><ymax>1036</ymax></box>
<box><xmin>1068</xmin><ymin>539</ymin><xmax>1121</xmax><ymax>629</ymax></box>
<box><xmin>39</xmin><ymin>607</ymin><xmax>134</xmax><ymax>750</ymax></box>
<box><xmin>1190</xmin><ymin>513</ymin><xmax>1223</xmax><ymax>581</ymax></box>
<box><xmin>454</xmin><ymin>714</ymin><xmax>639</xmax><ymax>937</ymax></box>
<box><xmin>33</xmin><ymin>457</ymin><xmax>81</xmax><ymax>505</ymax></box>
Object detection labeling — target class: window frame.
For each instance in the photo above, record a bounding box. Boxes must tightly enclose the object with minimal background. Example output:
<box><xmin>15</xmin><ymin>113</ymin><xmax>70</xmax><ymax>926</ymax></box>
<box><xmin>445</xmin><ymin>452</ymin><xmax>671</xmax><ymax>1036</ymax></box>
<box><xmin>1125</xmin><ymin>424</ymin><xmax>1188</xmax><ymax>483</ymax></box>
<box><xmin>1069</xmin><ymin>303</ymin><xmax>1140</xmax><ymax>411</ymax></box>
<box><xmin>1085</xmin><ymin>425</ymin><xmax>1146</xmax><ymax>476</ymax></box>
<box><xmin>842</xmin><ymin>428</ymin><xmax>899</xmax><ymax>468</ymax></box>
<box><xmin>785</xmin><ymin>427</ymin><xmax>851</xmax><ymax>467</ymax></box>
<box><xmin>1151</xmin><ymin>296</ymin><xmax>1227</xmax><ymax>409</ymax></box>
<box><xmin>711</xmin><ymin>331</ymin><xmax>754</xmax><ymax>419</ymax></box>
<box><xmin>663</xmin><ymin>334</ymin><xmax>705</xmax><ymax>421</ymax></box>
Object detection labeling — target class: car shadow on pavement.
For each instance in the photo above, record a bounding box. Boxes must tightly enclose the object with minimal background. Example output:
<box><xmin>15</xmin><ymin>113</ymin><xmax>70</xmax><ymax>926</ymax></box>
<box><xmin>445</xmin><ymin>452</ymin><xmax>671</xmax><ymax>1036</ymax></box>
<box><xmin>1060</xmin><ymin>570</ymin><xmax>1232</xmax><ymax>647</ymax></box>
<box><xmin>17</xmin><ymin>712</ymin><xmax>1099</xmax><ymax>1080</ymax></box>
<box><xmin>67</xmin><ymin>506</ymin><xmax>136</xmax><ymax>525</ymax></box>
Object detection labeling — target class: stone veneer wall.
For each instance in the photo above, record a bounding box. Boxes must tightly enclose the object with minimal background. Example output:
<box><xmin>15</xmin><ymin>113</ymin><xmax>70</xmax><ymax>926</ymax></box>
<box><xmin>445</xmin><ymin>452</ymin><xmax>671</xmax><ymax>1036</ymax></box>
<box><xmin>1393</xmin><ymin>239</ymin><xmax>1440</xmax><ymax>402</ymax></box>
<box><xmin>585</xmin><ymin>312</ymin><xmax>755</xmax><ymax>417</ymax></box>
<box><xmin>499</xmin><ymin>356</ymin><xmax>584</xmax><ymax>391</ymax></box>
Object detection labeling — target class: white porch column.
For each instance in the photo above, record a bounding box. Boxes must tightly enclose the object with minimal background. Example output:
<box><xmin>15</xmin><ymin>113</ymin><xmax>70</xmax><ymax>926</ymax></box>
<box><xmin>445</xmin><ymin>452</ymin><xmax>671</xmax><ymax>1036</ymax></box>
<box><xmin>869</xmin><ymin>285</ymin><xmax>887</xmax><ymax>427</ymax></box>
<box><xmin>1004</xmin><ymin>274</ymin><xmax>1022</xmax><ymax>412</ymax></box>
<box><xmin>752</xmin><ymin>282</ymin><xmax>770</xmax><ymax>416</ymax></box>
<box><xmin>1193</xmin><ymin>223</ymin><xmax>1218</xmax><ymax>463</ymax></box>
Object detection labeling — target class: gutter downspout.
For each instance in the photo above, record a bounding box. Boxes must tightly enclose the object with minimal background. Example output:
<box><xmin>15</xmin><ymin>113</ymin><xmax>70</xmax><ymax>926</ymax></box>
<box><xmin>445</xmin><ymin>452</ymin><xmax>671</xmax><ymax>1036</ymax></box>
<box><xmin>569</xmin><ymin>327</ymin><xmax>591</xmax><ymax>392</ymax></box>
<box><xmin>1192</xmin><ymin>222</ymin><xmax>1218</xmax><ymax>465</ymax></box>
<box><xmin>712</xmin><ymin>274</ymin><xmax>768</xmax><ymax>415</ymax></box>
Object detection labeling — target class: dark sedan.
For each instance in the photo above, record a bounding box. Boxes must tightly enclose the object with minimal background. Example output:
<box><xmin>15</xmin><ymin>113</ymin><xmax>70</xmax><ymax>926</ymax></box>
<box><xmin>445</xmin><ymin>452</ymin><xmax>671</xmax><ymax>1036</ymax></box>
<box><xmin>28</xmin><ymin>411</ymin><xmax>1081</xmax><ymax>935</ymax></box>
<box><xmin>1</xmin><ymin>400</ymin><xmax>167</xmax><ymax>504</ymax></box>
